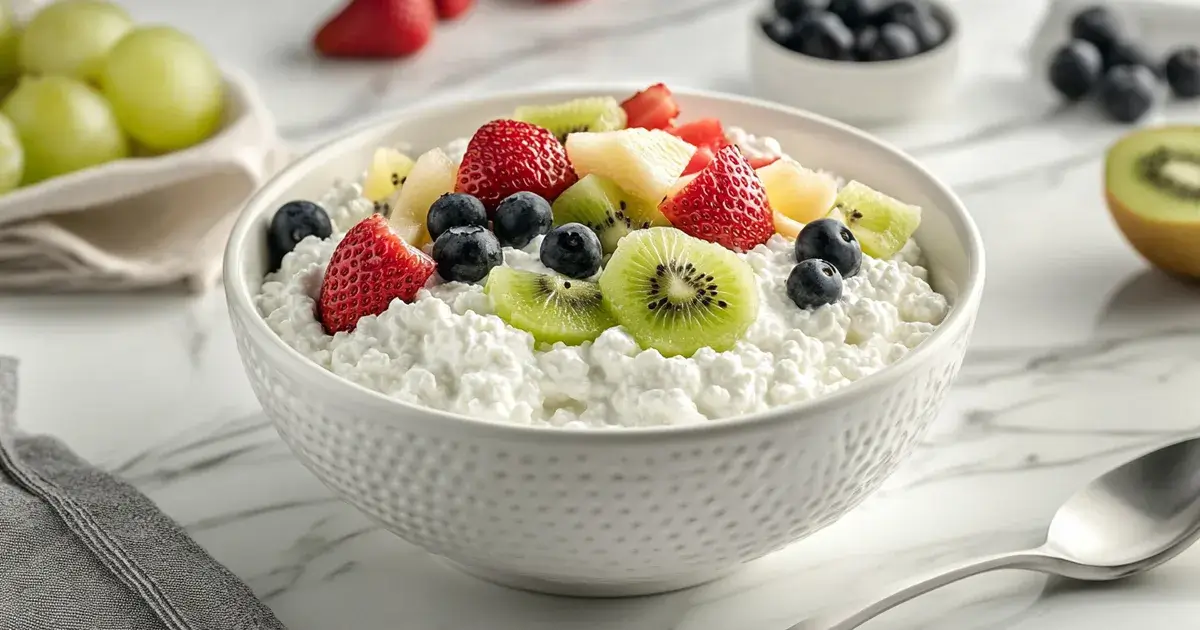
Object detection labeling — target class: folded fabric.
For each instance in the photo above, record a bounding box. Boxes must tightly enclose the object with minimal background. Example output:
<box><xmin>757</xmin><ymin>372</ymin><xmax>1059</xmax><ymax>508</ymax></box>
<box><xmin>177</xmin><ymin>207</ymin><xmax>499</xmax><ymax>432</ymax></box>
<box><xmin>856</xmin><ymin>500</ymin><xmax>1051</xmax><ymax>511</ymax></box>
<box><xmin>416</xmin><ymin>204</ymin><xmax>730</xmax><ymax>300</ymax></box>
<box><xmin>0</xmin><ymin>357</ymin><xmax>287</xmax><ymax>630</ymax></box>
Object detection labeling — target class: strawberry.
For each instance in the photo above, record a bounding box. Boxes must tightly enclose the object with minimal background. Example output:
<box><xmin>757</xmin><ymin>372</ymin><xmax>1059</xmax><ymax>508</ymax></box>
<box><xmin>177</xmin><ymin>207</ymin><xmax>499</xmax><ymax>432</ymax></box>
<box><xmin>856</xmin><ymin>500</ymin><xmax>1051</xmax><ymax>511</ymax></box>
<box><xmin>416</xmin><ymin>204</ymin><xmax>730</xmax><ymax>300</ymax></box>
<box><xmin>681</xmin><ymin>145</ymin><xmax>714</xmax><ymax>176</ymax></box>
<box><xmin>668</xmin><ymin>118</ymin><xmax>729</xmax><ymax>175</ymax></box>
<box><xmin>455</xmin><ymin>119</ymin><xmax>578</xmax><ymax>214</ymax></box>
<box><xmin>318</xmin><ymin>214</ymin><xmax>437</xmax><ymax>334</ymax></box>
<box><xmin>658</xmin><ymin>145</ymin><xmax>774</xmax><ymax>252</ymax></box>
<box><xmin>747</xmin><ymin>155</ymin><xmax>781</xmax><ymax>169</ymax></box>
<box><xmin>620</xmin><ymin>83</ymin><xmax>680</xmax><ymax>130</ymax></box>
<box><xmin>434</xmin><ymin>0</ymin><xmax>473</xmax><ymax>19</ymax></box>
<box><xmin>313</xmin><ymin>0</ymin><xmax>435</xmax><ymax>59</ymax></box>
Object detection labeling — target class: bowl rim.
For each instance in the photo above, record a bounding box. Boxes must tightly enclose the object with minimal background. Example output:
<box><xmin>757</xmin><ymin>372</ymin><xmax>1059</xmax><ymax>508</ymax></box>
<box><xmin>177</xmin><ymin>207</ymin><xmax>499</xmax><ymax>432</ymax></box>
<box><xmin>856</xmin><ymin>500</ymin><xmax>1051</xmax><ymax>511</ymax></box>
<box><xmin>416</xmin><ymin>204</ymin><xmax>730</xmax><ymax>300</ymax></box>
<box><xmin>749</xmin><ymin>0</ymin><xmax>961</xmax><ymax>71</ymax></box>
<box><xmin>224</xmin><ymin>83</ymin><xmax>986</xmax><ymax>444</ymax></box>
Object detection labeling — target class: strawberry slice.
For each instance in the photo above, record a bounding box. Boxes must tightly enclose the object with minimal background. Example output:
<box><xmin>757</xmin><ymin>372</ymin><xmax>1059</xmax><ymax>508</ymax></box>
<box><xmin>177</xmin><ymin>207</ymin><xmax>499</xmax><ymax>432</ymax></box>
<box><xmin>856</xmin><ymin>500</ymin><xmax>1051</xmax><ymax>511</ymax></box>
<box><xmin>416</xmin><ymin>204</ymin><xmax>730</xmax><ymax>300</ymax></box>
<box><xmin>318</xmin><ymin>214</ymin><xmax>437</xmax><ymax>334</ymax></box>
<box><xmin>620</xmin><ymin>83</ymin><xmax>680</xmax><ymax>130</ymax></box>
<box><xmin>659</xmin><ymin>145</ymin><xmax>774</xmax><ymax>252</ymax></box>
<box><xmin>747</xmin><ymin>155</ymin><xmax>781</xmax><ymax>169</ymax></box>
<box><xmin>681</xmin><ymin>145</ymin><xmax>714</xmax><ymax>176</ymax></box>
<box><xmin>668</xmin><ymin>118</ymin><xmax>730</xmax><ymax>175</ymax></box>
<box><xmin>434</xmin><ymin>0</ymin><xmax>473</xmax><ymax>19</ymax></box>
<box><xmin>455</xmin><ymin>119</ymin><xmax>578</xmax><ymax>214</ymax></box>
<box><xmin>314</xmin><ymin>0</ymin><xmax>435</xmax><ymax>58</ymax></box>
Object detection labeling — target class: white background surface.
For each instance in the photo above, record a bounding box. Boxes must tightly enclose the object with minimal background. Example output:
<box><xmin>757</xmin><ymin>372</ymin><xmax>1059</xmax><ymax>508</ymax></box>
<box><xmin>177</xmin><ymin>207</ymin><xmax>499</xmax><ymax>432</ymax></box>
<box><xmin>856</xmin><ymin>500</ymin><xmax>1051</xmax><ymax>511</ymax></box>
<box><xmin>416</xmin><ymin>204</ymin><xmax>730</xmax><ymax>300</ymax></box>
<box><xmin>3</xmin><ymin>0</ymin><xmax>1200</xmax><ymax>628</ymax></box>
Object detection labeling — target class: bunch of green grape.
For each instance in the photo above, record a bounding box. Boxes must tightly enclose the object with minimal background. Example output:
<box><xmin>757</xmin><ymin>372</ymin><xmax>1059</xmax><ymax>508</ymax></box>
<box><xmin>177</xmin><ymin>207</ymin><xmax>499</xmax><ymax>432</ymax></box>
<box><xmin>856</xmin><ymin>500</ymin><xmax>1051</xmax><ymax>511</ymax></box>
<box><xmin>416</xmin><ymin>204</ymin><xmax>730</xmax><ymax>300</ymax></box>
<box><xmin>0</xmin><ymin>0</ymin><xmax>225</xmax><ymax>193</ymax></box>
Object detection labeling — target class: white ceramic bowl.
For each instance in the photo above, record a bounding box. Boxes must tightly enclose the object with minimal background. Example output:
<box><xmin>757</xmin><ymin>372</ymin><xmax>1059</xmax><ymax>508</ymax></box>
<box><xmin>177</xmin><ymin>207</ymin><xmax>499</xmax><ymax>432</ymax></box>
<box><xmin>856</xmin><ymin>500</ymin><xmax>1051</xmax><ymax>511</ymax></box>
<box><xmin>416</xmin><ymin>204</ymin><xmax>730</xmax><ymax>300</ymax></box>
<box><xmin>224</xmin><ymin>86</ymin><xmax>986</xmax><ymax>597</ymax></box>
<box><xmin>748</xmin><ymin>2</ymin><xmax>962</xmax><ymax>125</ymax></box>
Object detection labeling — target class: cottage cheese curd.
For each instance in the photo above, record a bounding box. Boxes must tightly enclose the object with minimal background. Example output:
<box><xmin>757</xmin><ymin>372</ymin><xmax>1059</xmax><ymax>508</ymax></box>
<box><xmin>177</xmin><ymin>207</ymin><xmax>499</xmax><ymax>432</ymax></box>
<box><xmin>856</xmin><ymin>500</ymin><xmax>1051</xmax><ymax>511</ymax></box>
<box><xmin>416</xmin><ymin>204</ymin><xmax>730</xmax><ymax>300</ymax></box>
<box><xmin>256</xmin><ymin>129</ymin><xmax>949</xmax><ymax>428</ymax></box>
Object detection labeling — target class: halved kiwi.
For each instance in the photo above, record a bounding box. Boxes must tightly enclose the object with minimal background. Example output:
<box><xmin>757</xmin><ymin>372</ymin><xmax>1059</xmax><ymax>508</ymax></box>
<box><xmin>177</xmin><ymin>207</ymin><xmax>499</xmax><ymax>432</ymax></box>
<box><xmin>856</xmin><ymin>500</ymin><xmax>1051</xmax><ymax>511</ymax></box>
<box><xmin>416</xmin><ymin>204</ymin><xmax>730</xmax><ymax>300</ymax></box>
<box><xmin>551</xmin><ymin>174</ymin><xmax>670</xmax><ymax>255</ymax></box>
<box><xmin>1105</xmin><ymin>126</ymin><xmax>1200</xmax><ymax>278</ymax></box>
<box><xmin>513</xmin><ymin>97</ymin><xmax>627</xmax><ymax>144</ymax></box>
<box><xmin>827</xmin><ymin>181</ymin><xmax>922</xmax><ymax>260</ymax></box>
<box><xmin>599</xmin><ymin>227</ymin><xmax>758</xmax><ymax>358</ymax></box>
<box><xmin>485</xmin><ymin>266</ymin><xmax>616</xmax><ymax>345</ymax></box>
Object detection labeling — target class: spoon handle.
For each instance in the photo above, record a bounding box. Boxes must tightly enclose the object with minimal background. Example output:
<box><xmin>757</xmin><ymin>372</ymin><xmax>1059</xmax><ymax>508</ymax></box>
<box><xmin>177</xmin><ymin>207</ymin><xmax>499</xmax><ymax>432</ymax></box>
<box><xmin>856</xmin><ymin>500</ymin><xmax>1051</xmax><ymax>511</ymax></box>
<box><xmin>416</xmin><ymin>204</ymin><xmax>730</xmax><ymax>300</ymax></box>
<box><xmin>787</xmin><ymin>549</ymin><xmax>1052</xmax><ymax>630</ymax></box>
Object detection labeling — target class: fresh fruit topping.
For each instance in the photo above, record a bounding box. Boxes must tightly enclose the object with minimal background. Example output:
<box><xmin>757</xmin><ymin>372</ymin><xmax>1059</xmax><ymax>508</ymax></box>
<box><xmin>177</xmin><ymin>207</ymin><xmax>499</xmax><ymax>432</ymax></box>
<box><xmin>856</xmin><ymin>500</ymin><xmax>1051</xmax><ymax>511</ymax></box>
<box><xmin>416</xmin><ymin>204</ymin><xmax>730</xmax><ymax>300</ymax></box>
<box><xmin>494</xmin><ymin>191</ymin><xmax>554</xmax><ymax>248</ymax></box>
<box><xmin>1</xmin><ymin>75</ymin><xmax>129</xmax><ymax>185</ymax></box>
<box><xmin>455</xmin><ymin>119</ymin><xmax>579</xmax><ymax>213</ymax></box>
<box><xmin>551</xmin><ymin>174</ymin><xmax>668</xmax><ymax>254</ymax></box>
<box><xmin>387</xmin><ymin>147</ymin><xmax>457</xmax><ymax>247</ymax></box>
<box><xmin>859</xmin><ymin>22</ymin><xmax>920</xmax><ymax>61</ymax></box>
<box><xmin>1070</xmin><ymin>5</ymin><xmax>1124</xmax><ymax>57</ymax></box>
<box><xmin>667</xmin><ymin>118</ymin><xmax>729</xmax><ymax>175</ymax></box>
<box><xmin>1165</xmin><ymin>47</ymin><xmax>1200</xmax><ymax>99</ymax></box>
<box><xmin>432</xmin><ymin>225</ymin><xmax>502</xmax><ymax>283</ymax></box>
<box><xmin>747</xmin><ymin>155</ymin><xmax>781</xmax><ymax>170</ymax></box>
<box><xmin>682</xmin><ymin>145</ymin><xmax>714</xmax><ymax>176</ymax></box>
<box><xmin>666</xmin><ymin>173</ymin><xmax>697</xmax><ymax>198</ymax></box>
<box><xmin>313</xmin><ymin>0</ymin><xmax>435</xmax><ymax>58</ymax></box>
<box><xmin>434</xmin><ymin>0</ymin><xmax>474</xmax><ymax>20</ymax></box>
<box><xmin>513</xmin><ymin>97</ymin><xmax>627</xmax><ymax>143</ymax></box>
<box><xmin>268</xmin><ymin>200</ymin><xmax>333</xmax><ymax>272</ymax></box>
<box><xmin>827</xmin><ymin>180</ymin><xmax>921</xmax><ymax>260</ymax></box>
<box><xmin>598</xmin><ymin>227</ymin><xmax>758</xmax><ymax>358</ymax></box>
<box><xmin>19</xmin><ymin>0</ymin><xmax>132</xmax><ymax>82</ymax></box>
<box><xmin>878</xmin><ymin>0</ymin><xmax>945</xmax><ymax>52</ymax></box>
<box><xmin>658</xmin><ymin>145</ymin><xmax>774</xmax><ymax>252</ymax></box>
<box><xmin>1103</xmin><ymin>41</ymin><xmax>1159</xmax><ymax>76</ymax></box>
<box><xmin>1048</xmin><ymin>40</ymin><xmax>1104</xmax><ymax>101</ymax></box>
<box><xmin>318</xmin><ymin>214</ymin><xmax>436</xmax><ymax>334</ymax></box>
<box><xmin>484</xmin><ymin>267</ymin><xmax>616</xmax><ymax>346</ymax></box>
<box><xmin>0</xmin><ymin>113</ymin><xmax>20</xmax><ymax>193</ymax></box>
<box><xmin>0</xmin><ymin>3</ymin><xmax>18</xmax><ymax>82</ymax></box>
<box><xmin>774</xmin><ymin>211</ymin><xmax>805</xmax><ymax>241</ymax></box>
<box><xmin>827</xmin><ymin>0</ymin><xmax>877</xmax><ymax>29</ymax></box>
<box><xmin>426</xmin><ymin>192</ymin><xmax>488</xmax><ymax>241</ymax></box>
<box><xmin>565</xmin><ymin>128</ymin><xmax>694</xmax><ymax>203</ymax></box>
<box><xmin>1104</xmin><ymin>126</ymin><xmax>1200</xmax><ymax>279</ymax></box>
<box><xmin>774</xmin><ymin>0</ymin><xmax>829</xmax><ymax>22</ymax></box>
<box><xmin>540</xmin><ymin>223</ymin><xmax>603</xmax><ymax>279</ymax></box>
<box><xmin>791</xmin><ymin>12</ymin><xmax>854</xmax><ymax>60</ymax></box>
<box><xmin>794</xmin><ymin>217</ymin><xmax>862</xmax><ymax>278</ymax></box>
<box><xmin>787</xmin><ymin>259</ymin><xmax>843</xmax><ymax>309</ymax></box>
<box><xmin>363</xmin><ymin>148</ymin><xmax>416</xmax><ymax>202</ymax></box>
<box><xmin>757</xmin><ymin>158</ymin><xmax>838</xmax><ymax>224</ymax></box>
<box><xmin>1098</xmin><ymin>65</ymin><xmax>1158</xmax><ymax>124</ymax></box>
<box><xmin>619</xmin><ymin>83</ymin><xmax>679</xmax><ymax>131</ymax></box>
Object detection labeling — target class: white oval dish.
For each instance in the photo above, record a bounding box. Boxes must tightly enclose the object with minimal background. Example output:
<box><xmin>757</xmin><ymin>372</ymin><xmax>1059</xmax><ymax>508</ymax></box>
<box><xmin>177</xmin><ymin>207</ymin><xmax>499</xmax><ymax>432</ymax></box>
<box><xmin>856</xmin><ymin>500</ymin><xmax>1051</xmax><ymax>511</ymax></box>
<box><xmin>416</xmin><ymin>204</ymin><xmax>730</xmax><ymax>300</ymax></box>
<box><xmin>0</xmin><ymin>67</ymin><xmax>278</xmax><ymax>228</ymax></box>
<box><xmin>748</xmin><ymin>2</ymin><xmax>962</xmax><ymax>126</ymax></box>
<box><xmin>224</xmin><ymin>85</ymin><xmax>986</xmax><ymax>597</ymax></box>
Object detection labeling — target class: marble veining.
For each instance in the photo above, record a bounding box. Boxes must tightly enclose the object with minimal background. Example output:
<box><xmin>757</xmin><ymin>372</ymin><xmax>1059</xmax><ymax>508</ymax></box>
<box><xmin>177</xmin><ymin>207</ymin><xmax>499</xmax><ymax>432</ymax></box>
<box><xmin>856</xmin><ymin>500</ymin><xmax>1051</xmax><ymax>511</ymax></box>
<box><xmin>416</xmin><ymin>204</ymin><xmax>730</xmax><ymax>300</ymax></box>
<box><xmin>2</xmin><ymin>0</ymin><xmax>1200</xmax><ymax>627</ymax></box>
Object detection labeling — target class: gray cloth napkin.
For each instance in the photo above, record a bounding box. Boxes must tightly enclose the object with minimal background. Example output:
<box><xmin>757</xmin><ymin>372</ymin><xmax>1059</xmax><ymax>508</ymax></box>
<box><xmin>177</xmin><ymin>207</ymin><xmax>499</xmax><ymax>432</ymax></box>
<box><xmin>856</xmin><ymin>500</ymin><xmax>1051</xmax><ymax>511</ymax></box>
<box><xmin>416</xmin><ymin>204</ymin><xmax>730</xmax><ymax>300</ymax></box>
<box><xmin>0</xmin><ymin>357</ymin><xmax>286</xmax><ymax>630</ymax></box>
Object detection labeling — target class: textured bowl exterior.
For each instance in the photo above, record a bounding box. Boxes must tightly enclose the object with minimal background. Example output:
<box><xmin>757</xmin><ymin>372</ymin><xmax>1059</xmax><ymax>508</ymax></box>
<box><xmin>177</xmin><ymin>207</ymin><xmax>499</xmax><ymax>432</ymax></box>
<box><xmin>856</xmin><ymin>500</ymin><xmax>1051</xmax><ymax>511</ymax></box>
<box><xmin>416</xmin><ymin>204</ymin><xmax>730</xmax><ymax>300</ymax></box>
<box><xmin>225</xmin><ymin>86</ymin><xmax>985</xmax><ymax>596</ymax></box>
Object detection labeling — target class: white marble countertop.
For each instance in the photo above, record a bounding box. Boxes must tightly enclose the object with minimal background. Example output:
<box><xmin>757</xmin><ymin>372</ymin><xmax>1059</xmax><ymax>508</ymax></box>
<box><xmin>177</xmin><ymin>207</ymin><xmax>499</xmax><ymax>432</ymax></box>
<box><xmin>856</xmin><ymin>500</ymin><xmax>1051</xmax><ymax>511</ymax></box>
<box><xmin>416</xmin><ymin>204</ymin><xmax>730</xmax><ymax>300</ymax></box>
<box><xmin>4</xmin><ymin>0</ymin><xmax>1200</xmax><ymax>628</ymax></box>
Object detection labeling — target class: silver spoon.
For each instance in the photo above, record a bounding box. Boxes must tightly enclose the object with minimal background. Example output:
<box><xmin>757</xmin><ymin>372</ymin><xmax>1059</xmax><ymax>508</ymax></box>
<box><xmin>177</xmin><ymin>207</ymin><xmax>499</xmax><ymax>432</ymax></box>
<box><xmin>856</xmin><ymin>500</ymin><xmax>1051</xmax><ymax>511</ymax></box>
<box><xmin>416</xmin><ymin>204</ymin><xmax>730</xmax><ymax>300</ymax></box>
<box><xmin>788</xmin><ymin>434</ymin><xmax>1200</xmax><ymax>630</ymax></box>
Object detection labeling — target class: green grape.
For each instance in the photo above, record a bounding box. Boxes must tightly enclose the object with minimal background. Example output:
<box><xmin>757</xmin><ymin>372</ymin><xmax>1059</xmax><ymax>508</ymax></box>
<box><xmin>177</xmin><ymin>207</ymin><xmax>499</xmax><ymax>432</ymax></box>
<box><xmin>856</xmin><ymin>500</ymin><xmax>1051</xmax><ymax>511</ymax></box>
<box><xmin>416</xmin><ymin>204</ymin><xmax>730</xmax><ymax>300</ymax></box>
<box><xmin>99</xmin><ymin>26</ymin><xmax>224</xmax><ymax>153</ymax></box>
<box><xmin>0</xmin><ymin>1</ymin><xmax>19</xmax><ymax>80</ymax></box>
<box><xmin>0</xmin><ymin>112</ymin><xmax>22</xmax><ymax>193</ymax></box>
<box><xmin>1</xmin><ymin>75</ymin><xmax>129</xmax><ymax>184</ymax></box>
<box><xmin>19</xmin><ymin>0</ymin><xmax>133</xmax><ymax>82</ymax></box>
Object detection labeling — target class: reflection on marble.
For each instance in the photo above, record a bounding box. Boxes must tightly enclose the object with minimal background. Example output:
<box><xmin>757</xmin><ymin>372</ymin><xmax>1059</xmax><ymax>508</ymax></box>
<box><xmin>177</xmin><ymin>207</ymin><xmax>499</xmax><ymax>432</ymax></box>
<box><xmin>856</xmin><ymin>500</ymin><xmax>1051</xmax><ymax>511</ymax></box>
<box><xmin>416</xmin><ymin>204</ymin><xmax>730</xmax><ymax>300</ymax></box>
<box><xmin>2</xmin><ymin>0</ymin><xmax>1200</xmax><ymax>627</ymax></box>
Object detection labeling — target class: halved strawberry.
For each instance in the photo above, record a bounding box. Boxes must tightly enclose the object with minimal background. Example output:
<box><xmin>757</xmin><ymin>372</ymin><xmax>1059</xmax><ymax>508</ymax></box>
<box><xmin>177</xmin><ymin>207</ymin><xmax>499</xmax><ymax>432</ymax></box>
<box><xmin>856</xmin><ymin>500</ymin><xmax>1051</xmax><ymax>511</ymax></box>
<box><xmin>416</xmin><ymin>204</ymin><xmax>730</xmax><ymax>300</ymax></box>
<box><xmin>318</xmin><ymin>214</ymin><xmax>437</xmax><ymax>334</ymax></box>
<box><xmin>455</xmin><ymin>119</ymin><xmax>578</xmax><ymax>213</ymax></box>
<box><xmin>314</xmin><ymin>0</ymin><xmax>435</xmax><ymax>58</ymax></box>
<box><xmin>747</xmin><ymin>155</ymin><xmax>781</xmax><ymax>169</ymax></box>
<box><xmin>620</xmin><ymin>83</ymin><xmax>680</xmax><ymax>131</ymax></box>
<box><xmin>658</xmin><ymin>145</ymin><xmax>774</xmax><ymax>252</ymax></box>
<box><xmin>668</xmin><ymin>118</ymin><xmax>729</xmax><ymax>175</ymax></box>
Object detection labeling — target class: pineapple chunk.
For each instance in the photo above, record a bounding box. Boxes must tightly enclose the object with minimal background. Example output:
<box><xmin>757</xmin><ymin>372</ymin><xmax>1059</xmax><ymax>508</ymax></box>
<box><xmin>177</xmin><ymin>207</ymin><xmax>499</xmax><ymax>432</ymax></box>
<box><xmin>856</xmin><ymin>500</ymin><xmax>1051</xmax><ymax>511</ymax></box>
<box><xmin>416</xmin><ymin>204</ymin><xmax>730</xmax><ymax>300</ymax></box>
<box><xmin>363</xmin><ymin>148</ymin><xmax>415</xmax><ymax>202</ymax></box>
<box><xmin>384</xmin><ymin>148</ymin><xmax>455</xmax><ymax>248</ymax></box>
<box><xmin>565</xmin><ymin>128</ymin><xmax>694</xmax><ymax>203</ymax></box>
<box><xmin>773</xmin><ymin>211</ymin><xmax>804</xmax><ymax>240</ymax></box>
<box><xmin>756</xmin><ymin>158</ymin><xmax>838</xmax><ymax>225</ymax></box>
<box><xmin>665</xmin><ymin>173</ymin><xmax>696</xmax><ymax>198</ymax></box>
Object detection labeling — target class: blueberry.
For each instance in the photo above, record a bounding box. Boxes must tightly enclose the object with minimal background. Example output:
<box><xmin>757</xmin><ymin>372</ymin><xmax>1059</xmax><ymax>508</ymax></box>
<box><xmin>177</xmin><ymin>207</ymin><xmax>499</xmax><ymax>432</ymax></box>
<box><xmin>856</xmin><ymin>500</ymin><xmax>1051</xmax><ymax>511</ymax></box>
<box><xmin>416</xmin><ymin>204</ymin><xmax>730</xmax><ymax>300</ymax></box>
<box><xmin>877</xmin><ymin>0</ymin><xmax>945</xmax><ymax>51</ymax></box>
<box><xmin>432</xmin><ymin>225</ymin><xmax>502</xmax><ymax>283</ymax></box>
<box><xmin>787</xmin><ymin>259</ymin><xmax>843</xmax><ymax>309</ymax></box>
<box><xmin>791</xmin><ymin>11</ymin><xmax>855</xmax><ymax>60</ymax></box>
<box><xmin>853</xmin><ymin>26</ymin><xmax>878</xmax><ymax>60</ymax></box>
<box><xmin>493</xmin><ymin>191</ymin><xmax>553</xmax><ymax>249</ymax></box>
<box><xmin>267</xmin><ymin>200</ymin><xmax>331</xmax><ymax>271</ymax></box>
<box><xmin>774</xmin><ymin>0</ymin><xmax>830</xmax><ymax>21</ymax></box>
<box><xmin>828</xmin><ymin>0</ymin><xmax>881</xmax><ymax>29</ymax></box>
<box><xmin>860</xmin><ymin>22</ymin><xmax>920</xmax><ymax>61</ymax></box>
<box><xmin>1048</xmin><ymin>39</ymin><xmax>1104</xmax><ymax>101</ymax></box>
<box><xmin>426</xmin><ymin>193</ymin><xmax>488</xmax><ymax>242</ymax></box>
<box><xmin>1165</xmin><ymin>47</ymin><xmax>1200</xmax><ymax>98</ymax></box>
<box><xmin>1070</xmin><ymin>5</ymin><xmax>1125</xmax><ymax>56</ymax></box>
<box><xmin>540</xmin><ymin>223</ymin><xmax>603</xmax><ymax>279</ymax></box>
<box><xmin>762</xmin><ymin>15</ymin><xmax>795</xmax><ymax>46</ymax></box>
<box><xmin>795</xmin><ymin>218</ymin><xmax>862</xmax><ymax>278</ymax></box>
<box><xmin>1098</xmin><ymin>65</ymin><xmax>1159</xmax><ymax>123</ymax></box>
<box><xmin>1103</xmin><ymin>41</ymin><xmax>1161</xmax><ymax>77</ymax></box>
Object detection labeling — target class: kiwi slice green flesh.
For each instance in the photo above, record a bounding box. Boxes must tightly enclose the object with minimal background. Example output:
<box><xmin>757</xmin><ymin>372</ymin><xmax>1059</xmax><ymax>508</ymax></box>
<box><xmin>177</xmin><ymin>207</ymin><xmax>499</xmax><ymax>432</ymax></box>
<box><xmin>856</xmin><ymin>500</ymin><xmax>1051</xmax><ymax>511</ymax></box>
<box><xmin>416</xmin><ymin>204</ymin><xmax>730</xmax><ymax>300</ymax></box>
<box><xmin>552</xmin><ymin>174</ymin><xmax>670</xmax><ymax>255</ymax></box>
<box><xmin>599</xmin><ymin>227</ymin><xmax>758</xmax><ymax>358</ymax></box>
<box><xmin>827</xmin><ymin>180</ymin><xmax>922</xmax><ymax>260</ymax></box>
<box><xmin>513</xmin><ymin>97</ymin><xmax>628</xmax><ymax>144</ymax></box>
<box><xmin>1106</xmin><ymin>126</ymin><xmax>1200</xmax><ymax>221</ymax></box>
<box><xmin>485</xmin><ymin>266</ymin><xmax>616</xmax><ymax>346</ymax></box>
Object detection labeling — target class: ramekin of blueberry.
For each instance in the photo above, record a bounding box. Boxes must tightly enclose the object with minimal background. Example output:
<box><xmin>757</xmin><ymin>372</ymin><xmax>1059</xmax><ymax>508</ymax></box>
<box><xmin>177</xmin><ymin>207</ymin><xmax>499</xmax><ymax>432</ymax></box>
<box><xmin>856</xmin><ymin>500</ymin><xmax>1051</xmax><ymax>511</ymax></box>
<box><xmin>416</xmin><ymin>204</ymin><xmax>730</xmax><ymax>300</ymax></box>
<box><xmin>749</xmin><ymin>0</ymin><xmax>962</xmax><ymax>124</ymax></box>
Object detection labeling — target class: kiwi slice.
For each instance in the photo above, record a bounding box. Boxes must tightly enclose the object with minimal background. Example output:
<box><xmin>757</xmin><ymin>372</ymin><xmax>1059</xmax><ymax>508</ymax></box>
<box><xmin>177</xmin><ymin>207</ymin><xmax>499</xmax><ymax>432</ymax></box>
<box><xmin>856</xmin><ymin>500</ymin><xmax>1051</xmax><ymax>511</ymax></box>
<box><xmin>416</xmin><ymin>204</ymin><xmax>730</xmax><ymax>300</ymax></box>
<box><xmin>599</xmin><ymin>227</ymin><xmax>758</xmax><ymax>358</ymax></box>
<box><xmin>513</xmin><ymin>97</ymin><xmax>628</xmax><ymax>143</ymax></box>
<box><xmin>485</xmin><ymin>266</ymin><xmax>616</xmax><ymax>346</ymax></box>
<box><xmin>551</xmin><ymin>174</ymin><xmax>670</xmax><ymax>254</ymax></box>
<box><xmin>827</xmin><ymin>181</ymin><xmax>922</xmax><ymax>260</ymax></box>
